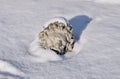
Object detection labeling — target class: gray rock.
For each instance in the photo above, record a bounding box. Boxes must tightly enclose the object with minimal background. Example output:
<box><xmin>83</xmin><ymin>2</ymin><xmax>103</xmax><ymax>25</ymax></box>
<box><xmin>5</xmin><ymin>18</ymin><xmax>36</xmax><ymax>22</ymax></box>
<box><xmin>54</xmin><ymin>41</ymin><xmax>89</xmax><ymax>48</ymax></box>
<box><xmin>38</xmin><ymin>19</ymin><xmax>75</xmax><ymax>55</ymax></box>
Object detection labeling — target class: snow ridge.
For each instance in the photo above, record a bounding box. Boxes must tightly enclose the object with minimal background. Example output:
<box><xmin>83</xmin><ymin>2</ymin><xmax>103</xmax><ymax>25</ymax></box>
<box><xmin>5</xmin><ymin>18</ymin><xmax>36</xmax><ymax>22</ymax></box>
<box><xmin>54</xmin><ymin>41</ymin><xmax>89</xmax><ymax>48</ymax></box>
<box><xmin>0</xmin><ymin>60</ymin><xmax>24</xmax><ymax>78</ymax></box>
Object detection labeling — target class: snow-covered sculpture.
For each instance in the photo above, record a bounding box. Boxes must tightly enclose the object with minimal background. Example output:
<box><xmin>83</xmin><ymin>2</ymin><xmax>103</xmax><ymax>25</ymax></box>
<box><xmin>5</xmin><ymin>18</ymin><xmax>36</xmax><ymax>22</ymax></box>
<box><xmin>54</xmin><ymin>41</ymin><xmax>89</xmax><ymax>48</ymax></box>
<box><xmin>38</xmin><ymin>17</ymin><xmax>75</xmax><ymax>55</ymax></box>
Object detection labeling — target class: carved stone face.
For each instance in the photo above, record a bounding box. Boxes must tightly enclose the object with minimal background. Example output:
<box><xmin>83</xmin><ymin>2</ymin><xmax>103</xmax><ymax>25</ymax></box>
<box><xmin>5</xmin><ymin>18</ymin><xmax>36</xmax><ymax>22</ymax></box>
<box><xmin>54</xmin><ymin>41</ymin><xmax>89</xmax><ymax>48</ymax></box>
<box><xmin>38</xmin><ymin>20</ymin><xmax>74</xmax><ymax>55</ymax></box>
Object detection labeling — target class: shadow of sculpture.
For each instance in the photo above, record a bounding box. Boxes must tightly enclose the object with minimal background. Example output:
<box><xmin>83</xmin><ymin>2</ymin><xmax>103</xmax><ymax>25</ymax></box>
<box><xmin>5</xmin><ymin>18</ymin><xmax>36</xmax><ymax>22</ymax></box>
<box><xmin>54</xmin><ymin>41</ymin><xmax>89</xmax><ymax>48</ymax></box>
<box><xmin>69</xmin><ymin>15</ymin><xmax>92</xmax><ymax>41</ymax></box>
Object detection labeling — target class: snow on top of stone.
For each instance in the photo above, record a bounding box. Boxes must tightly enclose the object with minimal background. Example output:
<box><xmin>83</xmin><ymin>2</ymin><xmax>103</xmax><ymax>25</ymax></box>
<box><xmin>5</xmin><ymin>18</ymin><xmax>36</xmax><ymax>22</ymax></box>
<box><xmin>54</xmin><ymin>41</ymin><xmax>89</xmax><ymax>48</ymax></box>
<box><xmin>43</xmin><ymin>17</ymin><xmax>69</xmax><ymax>29</ymax></box>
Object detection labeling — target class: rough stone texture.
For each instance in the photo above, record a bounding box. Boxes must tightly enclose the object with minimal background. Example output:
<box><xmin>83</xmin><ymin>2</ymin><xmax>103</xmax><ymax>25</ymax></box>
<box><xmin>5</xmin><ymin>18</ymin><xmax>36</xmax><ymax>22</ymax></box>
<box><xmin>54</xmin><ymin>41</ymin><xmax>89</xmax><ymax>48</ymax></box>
<box><xmin>38</xmin><ymin>21</ymin><xmax>74</xmax><ymax>55</ymax></box>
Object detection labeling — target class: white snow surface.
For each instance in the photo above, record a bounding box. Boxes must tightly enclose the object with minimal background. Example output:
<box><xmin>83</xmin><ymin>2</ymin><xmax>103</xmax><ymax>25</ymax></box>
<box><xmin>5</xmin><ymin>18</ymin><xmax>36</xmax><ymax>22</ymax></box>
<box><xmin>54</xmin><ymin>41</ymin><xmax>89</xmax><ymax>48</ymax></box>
<box><xmin>0</xmin><ymin>0</ymin><xmax>120</xmax><ymax>79</ymax></box>
<box><xmin>93</xmin><ymin>0</ymin><xmax>120</xmax><ymax>4</ymax></box>
<box><xmin>0</xmin><ymin>60</ymin><xmax>21</xmax><ymax>74</ymax></box>
<box><xmin>0</xmin><ymin>60</ymin><xmax>24</xmax><ymax>78</ymax></box>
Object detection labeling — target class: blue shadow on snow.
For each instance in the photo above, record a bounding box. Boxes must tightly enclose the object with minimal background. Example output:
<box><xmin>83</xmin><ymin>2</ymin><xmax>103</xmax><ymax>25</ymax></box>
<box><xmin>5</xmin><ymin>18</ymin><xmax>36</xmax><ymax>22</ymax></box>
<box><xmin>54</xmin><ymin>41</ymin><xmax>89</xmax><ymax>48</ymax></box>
<box><xmin>69</xmin><ymin>15</ymin><xmax>92</xmax><ymax>41</ymax></box>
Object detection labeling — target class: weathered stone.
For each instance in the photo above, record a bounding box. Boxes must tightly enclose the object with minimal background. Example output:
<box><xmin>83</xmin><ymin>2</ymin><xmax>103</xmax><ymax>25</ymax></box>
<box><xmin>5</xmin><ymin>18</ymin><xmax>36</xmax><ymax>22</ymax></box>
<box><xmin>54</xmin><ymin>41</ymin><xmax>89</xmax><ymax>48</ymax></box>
<box><xmin>38</xmin><ymin>19</ymin><xmax>74</xmax><ymax>55</ymax></box>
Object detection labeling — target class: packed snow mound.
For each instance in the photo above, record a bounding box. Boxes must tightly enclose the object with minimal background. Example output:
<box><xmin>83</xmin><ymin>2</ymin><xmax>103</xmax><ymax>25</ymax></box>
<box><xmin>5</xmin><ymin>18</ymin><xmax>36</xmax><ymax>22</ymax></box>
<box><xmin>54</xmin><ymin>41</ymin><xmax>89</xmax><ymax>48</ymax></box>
<box><xmin>29</xmin><ymin>38</ymin><xmax>62</xmax><ymax>63</ymax></box>
<box><xmin>29</xmin><ymin>37</ymin><xmax>86</xmax><ymax>63</ymax></box>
